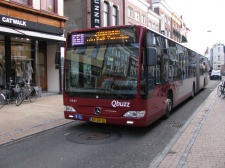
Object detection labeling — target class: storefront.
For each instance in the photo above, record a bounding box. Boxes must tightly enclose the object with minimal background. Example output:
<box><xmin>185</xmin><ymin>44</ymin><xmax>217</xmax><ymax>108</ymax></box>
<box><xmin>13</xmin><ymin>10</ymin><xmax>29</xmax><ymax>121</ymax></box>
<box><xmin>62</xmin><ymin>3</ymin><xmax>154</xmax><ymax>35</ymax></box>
<box><xmin>0</xmin><ymin>13</ymin><xmax>66</xmax><ymax>93</ymax></box>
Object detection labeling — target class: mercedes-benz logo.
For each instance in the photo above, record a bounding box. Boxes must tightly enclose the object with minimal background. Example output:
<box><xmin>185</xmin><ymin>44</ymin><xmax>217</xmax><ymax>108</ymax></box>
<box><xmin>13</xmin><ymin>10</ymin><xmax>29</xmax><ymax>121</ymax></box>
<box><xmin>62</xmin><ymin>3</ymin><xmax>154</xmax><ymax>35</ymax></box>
<box><xmin>94</xmin><ymin>107</ymin><xmax>101</xmax><ymax>115</ymax></box>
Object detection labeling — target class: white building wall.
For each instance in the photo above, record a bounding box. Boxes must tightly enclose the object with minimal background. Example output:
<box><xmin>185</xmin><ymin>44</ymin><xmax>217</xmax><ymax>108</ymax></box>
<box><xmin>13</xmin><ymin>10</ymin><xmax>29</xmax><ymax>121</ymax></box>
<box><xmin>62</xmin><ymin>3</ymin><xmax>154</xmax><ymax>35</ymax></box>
<box><xmin>128</xmin><ymin>0</ymin><xmax>149</xmax><ymax>12</ymax></box>
<box><xmin>47</xmin><ymin>42</ymin><xmax>59</xmax><ymax>93</ymax></box>
<box><xmin>212</xmin><ymin>44</ymin><xmax>225</xmax><ymax>70</ymax></box>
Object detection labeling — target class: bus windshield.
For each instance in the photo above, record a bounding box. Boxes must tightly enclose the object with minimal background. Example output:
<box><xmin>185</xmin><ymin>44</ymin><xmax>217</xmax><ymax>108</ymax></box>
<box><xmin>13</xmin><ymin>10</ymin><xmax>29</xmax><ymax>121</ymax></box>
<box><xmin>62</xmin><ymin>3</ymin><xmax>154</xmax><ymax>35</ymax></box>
<box><xmin>64</xmin><ymin>43</ymin><xmax>139</xmax><ymax>100</ymax></box>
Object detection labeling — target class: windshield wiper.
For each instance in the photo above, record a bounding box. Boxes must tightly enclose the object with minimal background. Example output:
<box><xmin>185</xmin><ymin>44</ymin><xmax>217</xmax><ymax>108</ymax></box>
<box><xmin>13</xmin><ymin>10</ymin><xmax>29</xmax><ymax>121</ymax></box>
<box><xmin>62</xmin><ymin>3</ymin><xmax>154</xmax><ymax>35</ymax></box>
<box><xmin>100</xmin><ymin>88</ymin><xmax>127</xmax><ymax>100</ymax></box>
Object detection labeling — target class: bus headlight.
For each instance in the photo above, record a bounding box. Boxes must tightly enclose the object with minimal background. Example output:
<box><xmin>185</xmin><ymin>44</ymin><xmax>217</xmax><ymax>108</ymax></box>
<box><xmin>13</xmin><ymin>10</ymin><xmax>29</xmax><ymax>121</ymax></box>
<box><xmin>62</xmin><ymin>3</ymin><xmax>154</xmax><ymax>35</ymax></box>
<box><xmin>123</xmin><ymin>110</ymin><xmax>146</xmax><ymax>118</ymax></box>
<box><xmin>65</xmin><ymin>106</ymin><xmax>76</xmax><ymax>112</ymax></box>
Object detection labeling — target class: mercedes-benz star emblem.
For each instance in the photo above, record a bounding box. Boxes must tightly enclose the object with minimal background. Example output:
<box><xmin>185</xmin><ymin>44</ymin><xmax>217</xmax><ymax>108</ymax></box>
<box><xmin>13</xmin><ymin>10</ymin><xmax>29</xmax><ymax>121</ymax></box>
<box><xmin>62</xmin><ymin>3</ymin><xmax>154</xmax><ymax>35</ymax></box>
<box><xmin>94</xmin><ymin>107</ymin><xmax>101</xmax><ymax>115</ymax></box>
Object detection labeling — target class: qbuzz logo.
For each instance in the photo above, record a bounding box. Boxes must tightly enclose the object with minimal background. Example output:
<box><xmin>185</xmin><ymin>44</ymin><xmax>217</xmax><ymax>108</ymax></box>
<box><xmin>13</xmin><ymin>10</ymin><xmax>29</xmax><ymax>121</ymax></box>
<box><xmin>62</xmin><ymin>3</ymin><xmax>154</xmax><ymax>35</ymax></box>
<box><xmin>111</xmin><ymin>100</ymin><xmax>130</xmax><ymax>108</ymax></box>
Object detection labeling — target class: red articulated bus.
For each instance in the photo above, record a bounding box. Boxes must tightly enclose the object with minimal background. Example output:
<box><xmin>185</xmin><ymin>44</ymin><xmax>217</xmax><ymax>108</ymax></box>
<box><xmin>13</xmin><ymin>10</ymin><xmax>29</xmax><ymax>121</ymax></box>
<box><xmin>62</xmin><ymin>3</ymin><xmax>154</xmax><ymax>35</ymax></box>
<box><xmin>63</xmin><ymin>25</ymin><xmax>209</xmax><ymax>127</ymax></box>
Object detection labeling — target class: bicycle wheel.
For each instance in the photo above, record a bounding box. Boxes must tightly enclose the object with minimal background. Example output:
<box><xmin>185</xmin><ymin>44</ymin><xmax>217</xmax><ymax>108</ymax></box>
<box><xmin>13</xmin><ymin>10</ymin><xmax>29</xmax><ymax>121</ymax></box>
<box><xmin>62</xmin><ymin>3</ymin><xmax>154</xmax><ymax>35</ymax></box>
<box><xmin>15</xmin><ymin>91</ymin><xmax>24</xmax><ymax>106</ymax></box>
<box><xmin>29</xmin><ymin>87</ymin><xmax>38</xmax><ymax>102</ymax></box>
<box><xmin>217</xmin><ymin>85</ymin><xmax>222</xmax><ymax>97</ymax></box>
<box><xmin>0</xmin><ymin>93</ymin><xmax>5</xmax><ymax>109</ymax></box>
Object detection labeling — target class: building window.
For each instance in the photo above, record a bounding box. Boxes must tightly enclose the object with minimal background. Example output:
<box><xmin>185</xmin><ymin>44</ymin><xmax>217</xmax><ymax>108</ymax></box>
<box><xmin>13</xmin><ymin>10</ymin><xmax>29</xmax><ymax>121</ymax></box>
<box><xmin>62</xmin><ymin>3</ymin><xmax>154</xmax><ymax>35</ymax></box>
<box><xmin>218</xmin><ymin>55</ymin><xmax>220</xmax><ymax>61</ymax></box>
<box><xmin>128</xmin><ymin>7</ymin><xmax>133</xmax><ymax>18</ymax></box>
<box><xmin>104</xmin><ymin>1</ymin><xmax>110</xmax><ymax>26</ymax></box>
<box><xmin>152</xmin><ymin>23</ymin><xmax>155</xmax><ymax>29</ymax></box>
<box><xmin>10</xmin><ymin>0</ymin><xmax>32</xmax><ymax>5</ymax></box>
<box><xmin>168</xmin><ymin>30</ymin><xmax>170</xmax><ymax>37</ymax></box>
<box><xmin>112</xmin><ymin>6</ymin><xmax>118</xmax><ymax>26</ymax></box>
<box><xmin>156</xmin><ymin>24</ymin><xmax>159</xmax><ymax>31</ymax></box>
<box><xmin>148</xmin><ymin>20</ymin><xmax>152</xmax><ymax>28</ymax></box>
<box><xmin>41</xmin><ymin>0</ymin><xmax>57</xmax><ymax>13</ymax></box>
<box><xmin>168</xmin><ymin>18</ymin><xmax>171</xmax><ymax>25</ymax></box>
<box><xmin>135</xmin><ymin>11</ymin><xmax>140</xmax><ymax>22</ymax></box>
<box><xmin>165</xmin><ymin>29</ymin><xmax>167</xmax><ymax>36</ymax></box>
<box><xmin>141</xmin><ymin>15</ymin><xmax>146</xmax><ymax>24</ymax></box>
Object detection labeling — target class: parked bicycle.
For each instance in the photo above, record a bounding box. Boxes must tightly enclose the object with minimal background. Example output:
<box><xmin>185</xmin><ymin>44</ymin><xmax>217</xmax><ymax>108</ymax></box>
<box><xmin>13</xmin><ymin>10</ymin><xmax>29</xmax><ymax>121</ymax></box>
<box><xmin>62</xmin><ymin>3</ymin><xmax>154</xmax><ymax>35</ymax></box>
<box><xmin>17</xmin><ymin>78</ymin><xmax>38</xmax><ymax>103</ymax></box>
<box><xmin>217</xmin><ymin>80</ymin><xmax>225</xmax><ymax>98</ymax></box>
<box><xmin>0</xmin><ymin>78</ymin><xmax>24</xmax><ymax>107</ymax></box>
<box><xmin>0</xmin><ymin>92</ymin><xmax>5</xmax><ymax>108</ymax></box>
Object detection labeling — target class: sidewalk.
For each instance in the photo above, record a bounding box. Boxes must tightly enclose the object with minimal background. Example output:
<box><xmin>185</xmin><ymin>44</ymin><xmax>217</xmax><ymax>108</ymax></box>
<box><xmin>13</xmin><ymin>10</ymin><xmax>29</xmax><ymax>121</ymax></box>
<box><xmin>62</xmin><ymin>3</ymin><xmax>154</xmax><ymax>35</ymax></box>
<box><xmin>150</xmin><ymin>86</ymin><xmax>225</xmax><ymax>168</ymax></box>
<box><xmin>0</xmin><ymin>93</ymin><xmax>71</xmax><ymax>145</ymax></box>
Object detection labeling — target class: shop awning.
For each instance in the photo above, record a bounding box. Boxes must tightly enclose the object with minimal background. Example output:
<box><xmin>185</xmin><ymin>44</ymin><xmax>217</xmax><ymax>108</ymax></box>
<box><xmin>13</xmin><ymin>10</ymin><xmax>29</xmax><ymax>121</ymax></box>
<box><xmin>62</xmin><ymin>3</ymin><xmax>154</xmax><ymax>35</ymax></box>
<box><xmin>0</xmin><ymin>26</ymin><xmax>66</xmax><ymax>41</ymax></box>
<box><xmin>0</xmin><ymin>26</ymin><xmax>21</xmax><ymax>34</ymax></box>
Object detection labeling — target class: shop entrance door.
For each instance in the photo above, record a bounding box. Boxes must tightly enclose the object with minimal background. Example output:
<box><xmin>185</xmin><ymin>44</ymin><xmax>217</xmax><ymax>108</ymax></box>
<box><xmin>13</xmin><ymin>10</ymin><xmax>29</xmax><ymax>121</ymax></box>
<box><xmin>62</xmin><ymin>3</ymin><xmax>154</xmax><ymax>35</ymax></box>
<box><xmin>35</xmin><ymin>42</ymin><xmax>47</xmax><ymax>91</ymax></box>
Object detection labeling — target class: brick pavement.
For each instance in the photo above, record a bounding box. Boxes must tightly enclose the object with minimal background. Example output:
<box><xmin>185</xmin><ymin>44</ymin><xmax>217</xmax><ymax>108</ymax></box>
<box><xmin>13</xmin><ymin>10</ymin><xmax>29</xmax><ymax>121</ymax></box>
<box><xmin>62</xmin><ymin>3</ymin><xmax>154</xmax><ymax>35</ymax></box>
<box><xmin>150</xmin><ymin>86</ymin><xmax>225</xmax><ymax>168</ymax></box>
<box><xmin>0</xmin><ymin>94</ymin><xmax>71</xmax><ymax>145</ymax></box>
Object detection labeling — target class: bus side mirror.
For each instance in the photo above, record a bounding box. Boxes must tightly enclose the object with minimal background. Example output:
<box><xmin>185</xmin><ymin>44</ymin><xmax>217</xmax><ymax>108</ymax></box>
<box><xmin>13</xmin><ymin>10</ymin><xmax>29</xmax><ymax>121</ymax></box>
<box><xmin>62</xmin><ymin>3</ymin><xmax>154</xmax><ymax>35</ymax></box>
<box><xmin>146</xmin><ymin>47</ymin><xmax>157</xmax><ymax>66</ymax></box>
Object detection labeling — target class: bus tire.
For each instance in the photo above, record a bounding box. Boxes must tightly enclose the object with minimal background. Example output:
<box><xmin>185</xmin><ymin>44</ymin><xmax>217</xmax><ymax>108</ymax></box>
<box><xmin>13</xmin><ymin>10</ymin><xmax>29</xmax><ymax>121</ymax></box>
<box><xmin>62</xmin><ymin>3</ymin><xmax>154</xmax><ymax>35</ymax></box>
<box><xmin>163</xmin><ymin>93</ymin><xmax>173</xmax><ymax>119</ymax></box>
<box><xmin>190</xmin><ymin>85</ymin><xmax>195</xmax><ymax>99</ymax></box>
<box><xmin>202</xmin><ymin>79</ymin><xmax>206</xmax><ymax>90</ymax></box>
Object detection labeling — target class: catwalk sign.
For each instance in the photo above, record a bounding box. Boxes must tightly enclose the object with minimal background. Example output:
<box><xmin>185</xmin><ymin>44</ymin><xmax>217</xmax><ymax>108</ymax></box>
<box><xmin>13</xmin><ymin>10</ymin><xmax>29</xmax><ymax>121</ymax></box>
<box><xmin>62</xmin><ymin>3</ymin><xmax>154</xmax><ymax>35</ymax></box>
<box><xmin>1</xmin><ymin>16</ymin><xmax>26</xmax><ymax>27</ymax></box>
<box><xmin>91</xmin><ymin>0</ymin><xmax>101</xmax><ymax>28</ymax></box>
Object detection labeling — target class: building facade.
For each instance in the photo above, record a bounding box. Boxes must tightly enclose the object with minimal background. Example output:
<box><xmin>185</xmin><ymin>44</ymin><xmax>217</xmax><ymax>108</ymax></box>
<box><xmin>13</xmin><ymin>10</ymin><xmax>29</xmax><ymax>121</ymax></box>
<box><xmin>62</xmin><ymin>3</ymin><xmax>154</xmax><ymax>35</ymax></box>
<box><xmin>210</xmin><ymin>43</ymin><xmax>225</xmax><ymax>72</ymax></box>
<box><xmin>151</xmin><ymin>0</ymin><xmax>188</xmax><ymax>43</ymax></box>
<box><xmin>124</xmin><ymin>0</ymin><xmax>160</xmax><ymax>32</ymax></box>
<box><xmin>0</xmin><ymin>0</ymin><xmax>67</xmax><ymax>93</ymax></box>
<box><xmin>64</xmin><ymin>0</ymin><xmax>124</xmax><ymax>35</ymax></box>
<box><xmin>64</xmin><ymin>0</ymin><xmax>188</xmax><ymax>43</ymax></box>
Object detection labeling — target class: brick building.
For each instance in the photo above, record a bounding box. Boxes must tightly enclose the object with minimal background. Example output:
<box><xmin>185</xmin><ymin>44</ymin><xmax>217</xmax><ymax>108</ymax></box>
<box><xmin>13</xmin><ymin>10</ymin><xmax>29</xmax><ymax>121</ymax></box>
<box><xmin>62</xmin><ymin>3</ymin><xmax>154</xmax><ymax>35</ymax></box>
<box><xmin>64</xmin><ymin>0</ymin><xmax>124</xmax><ymax>35</ymax></box>
<box><xmin>64</xmin><ymin>0</ymin><xmax>188</xmax><ymax>44</ymax></box>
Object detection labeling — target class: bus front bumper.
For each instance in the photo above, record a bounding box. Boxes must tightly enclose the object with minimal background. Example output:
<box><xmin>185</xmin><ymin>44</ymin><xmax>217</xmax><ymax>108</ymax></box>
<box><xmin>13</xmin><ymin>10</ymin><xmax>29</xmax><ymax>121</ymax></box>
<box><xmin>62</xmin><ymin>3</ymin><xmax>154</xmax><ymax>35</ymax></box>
<box><xmin>64</xmin><ymin>111</ymin><xmax>148</xmax><ymax>127</ymax></box>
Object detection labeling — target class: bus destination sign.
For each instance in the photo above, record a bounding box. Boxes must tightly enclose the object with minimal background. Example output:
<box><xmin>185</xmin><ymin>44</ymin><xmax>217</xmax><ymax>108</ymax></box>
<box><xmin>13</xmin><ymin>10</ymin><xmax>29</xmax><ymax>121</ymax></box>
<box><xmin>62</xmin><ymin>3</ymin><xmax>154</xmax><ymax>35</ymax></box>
<box><xmin>71</xmin><ymin>28</ymin><xmax>135</xmax><ymax>46</ymax></box>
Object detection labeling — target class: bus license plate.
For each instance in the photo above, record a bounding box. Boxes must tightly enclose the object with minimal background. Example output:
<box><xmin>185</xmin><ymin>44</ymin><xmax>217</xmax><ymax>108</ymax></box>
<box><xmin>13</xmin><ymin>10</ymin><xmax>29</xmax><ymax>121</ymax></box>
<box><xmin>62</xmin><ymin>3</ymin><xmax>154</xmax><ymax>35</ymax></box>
<box><xmin>90</xmin><ymin>117</ymin><xmax>106</xmax><ymax>123</ymax></box>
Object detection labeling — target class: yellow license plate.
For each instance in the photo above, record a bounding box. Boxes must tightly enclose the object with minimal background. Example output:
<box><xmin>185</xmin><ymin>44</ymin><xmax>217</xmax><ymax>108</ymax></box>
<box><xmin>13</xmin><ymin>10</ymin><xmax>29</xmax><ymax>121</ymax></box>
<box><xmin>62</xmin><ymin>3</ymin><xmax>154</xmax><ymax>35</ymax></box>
<box><xmin>91</xmin><ymin>117</ymin><xmax>106</xmax><ymax>123</ymax></box>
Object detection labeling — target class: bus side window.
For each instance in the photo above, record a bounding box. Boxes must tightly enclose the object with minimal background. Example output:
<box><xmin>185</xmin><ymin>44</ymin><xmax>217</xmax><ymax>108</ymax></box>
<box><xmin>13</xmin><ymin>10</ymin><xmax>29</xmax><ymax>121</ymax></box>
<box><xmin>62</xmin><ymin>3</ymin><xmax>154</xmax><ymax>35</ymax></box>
<box><xmin>148</xmin><ymin>66</ymin><xmax>154</xmax><ymax>90</ymax></box>
<box><xmin>155</xmin><ymin>65</ymin><xmax>160</xmax><ymax>84</ymax></box>
<box><xmin>155</xmin><ymin>48</ymin><xmax>161</xmax><ymax>84</ymax></box>
<box><xmin>162</xmin><ymin>51</ymin><xmax>169</xmax><ymax>83</ymax></box>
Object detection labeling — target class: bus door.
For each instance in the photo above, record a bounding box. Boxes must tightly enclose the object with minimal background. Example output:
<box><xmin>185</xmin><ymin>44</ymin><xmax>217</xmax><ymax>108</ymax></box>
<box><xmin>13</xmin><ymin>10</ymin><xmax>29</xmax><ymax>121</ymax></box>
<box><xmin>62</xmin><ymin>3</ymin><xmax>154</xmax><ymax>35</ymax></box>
<box><xmin>151</xmin><ymin>50</ymin><xmax>167</xmax><ymax>115</ymax></box>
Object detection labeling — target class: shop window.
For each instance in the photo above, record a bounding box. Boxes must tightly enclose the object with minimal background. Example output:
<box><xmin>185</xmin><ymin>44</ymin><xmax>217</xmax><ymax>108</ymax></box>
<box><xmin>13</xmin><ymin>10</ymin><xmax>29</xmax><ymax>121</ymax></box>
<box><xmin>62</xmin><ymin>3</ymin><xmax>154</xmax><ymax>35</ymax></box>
<box><xmin>10</xmin><ymin>0</ymin><xmax>32</xmax><ymax>6</ymax></box>
<box><xmin>11</xmin><ymin>37</ymin><xmax>33</xmax><ymax>84</ymax></box>
<box><xmin>41</xmin><ymin>0</ymin><xmax>58</xmax><ymax>13</ymax></box>
<box><xmin>0</xmin><ymin>36</ymin><xmax>5</xmax><ymax>87</ymax></box>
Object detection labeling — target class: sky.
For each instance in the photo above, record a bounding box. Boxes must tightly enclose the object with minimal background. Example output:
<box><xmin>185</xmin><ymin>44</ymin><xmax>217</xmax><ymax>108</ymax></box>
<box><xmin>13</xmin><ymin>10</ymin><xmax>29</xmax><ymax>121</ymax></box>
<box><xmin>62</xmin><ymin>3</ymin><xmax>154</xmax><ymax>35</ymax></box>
<box><xmin>167</xmin><ymin>0</ymin><xmax>225</xmax><ymax>55</ymax></box>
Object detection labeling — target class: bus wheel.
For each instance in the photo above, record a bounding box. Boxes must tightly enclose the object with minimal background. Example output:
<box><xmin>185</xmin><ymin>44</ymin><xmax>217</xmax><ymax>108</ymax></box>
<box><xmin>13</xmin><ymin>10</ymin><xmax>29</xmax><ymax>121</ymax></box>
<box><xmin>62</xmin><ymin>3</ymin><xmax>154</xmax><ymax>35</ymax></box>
<box><xmin>190</xmin><ymin>85</ymin><xmax>195</xmax><ymax>99</ymax></box>
<box><xmin>163</xmin><ymin>94</ymin><xmax>173</xmax><ymax>119</ymax></box>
